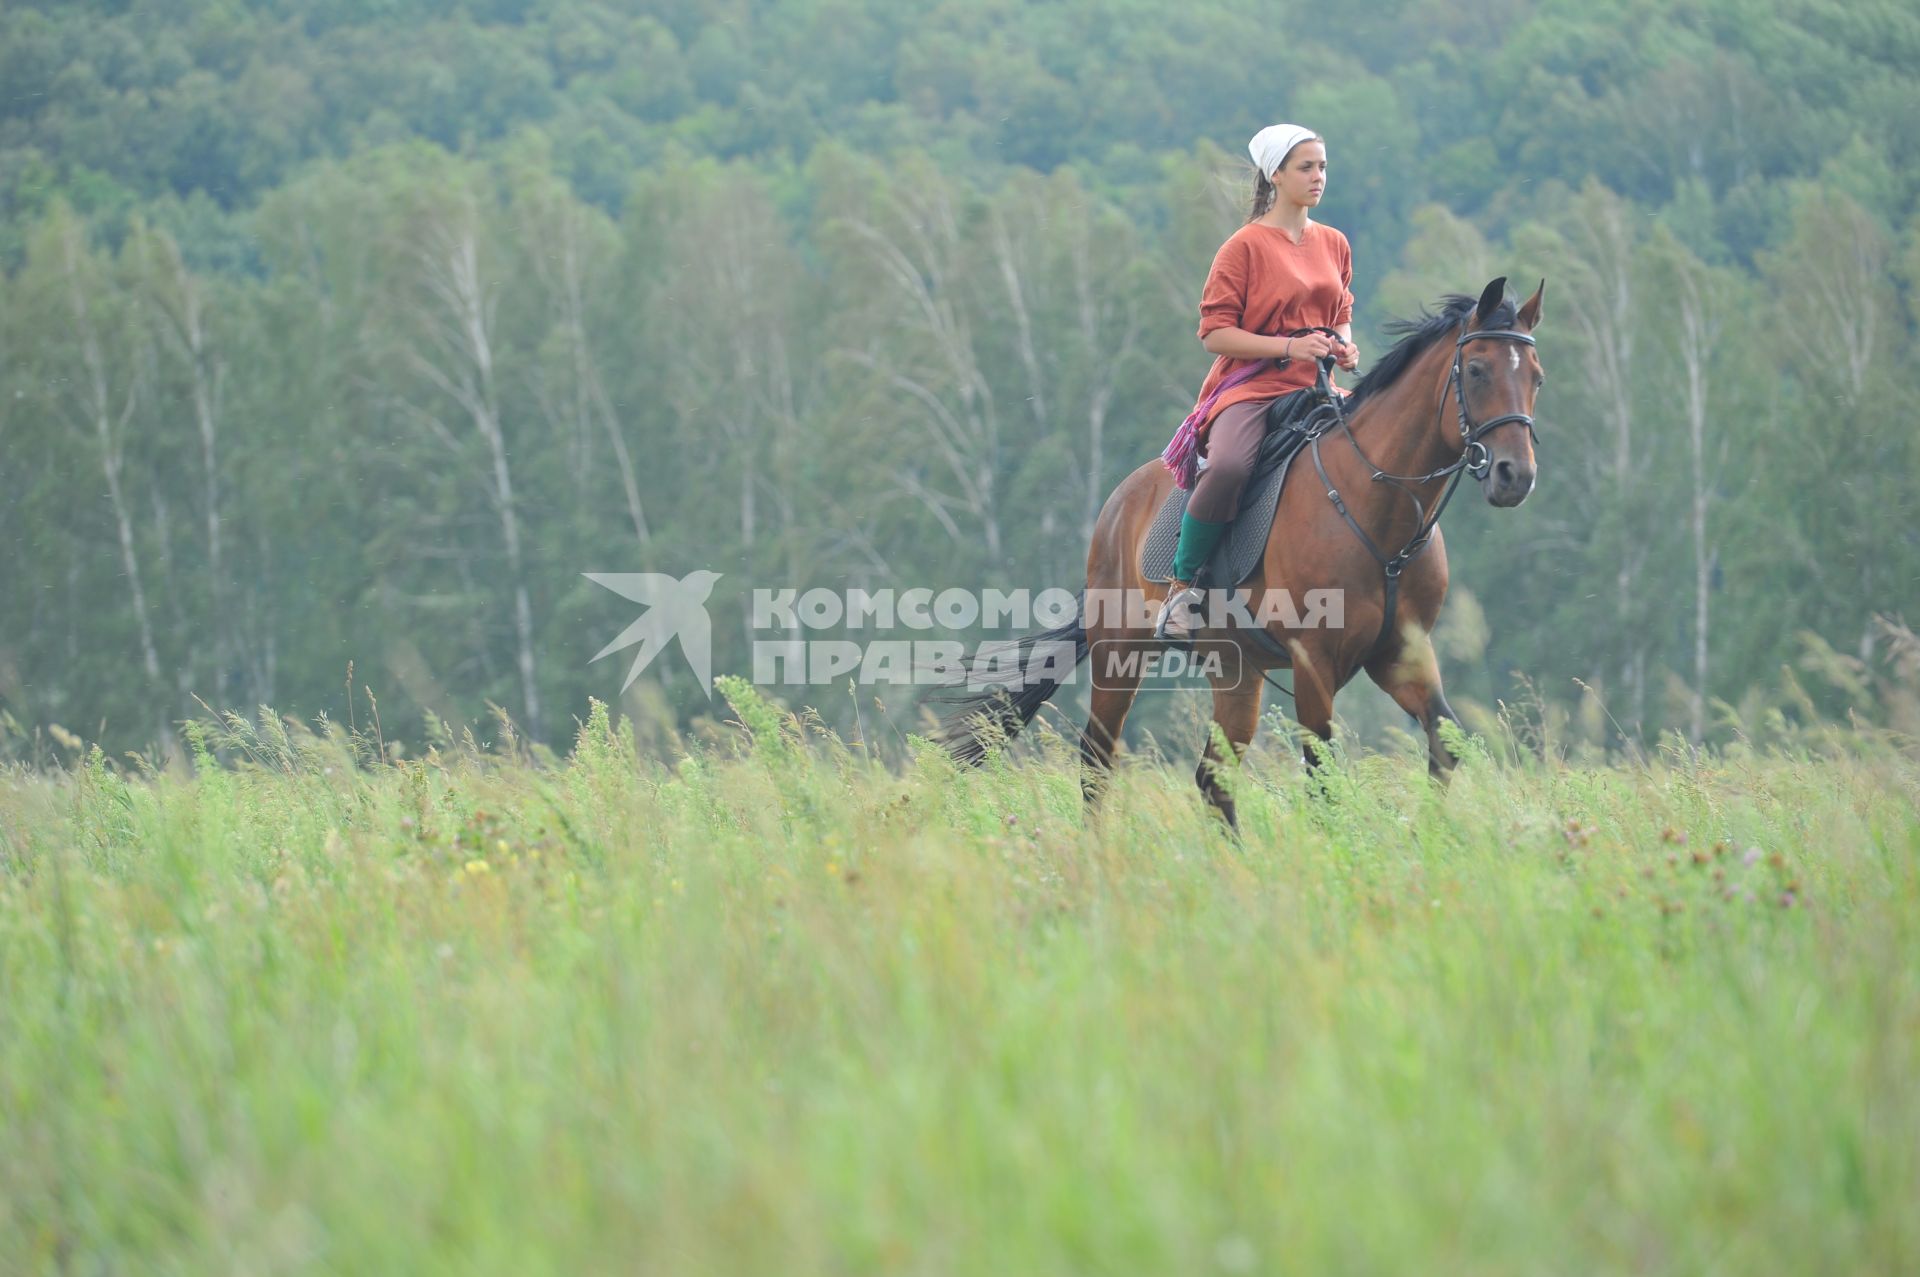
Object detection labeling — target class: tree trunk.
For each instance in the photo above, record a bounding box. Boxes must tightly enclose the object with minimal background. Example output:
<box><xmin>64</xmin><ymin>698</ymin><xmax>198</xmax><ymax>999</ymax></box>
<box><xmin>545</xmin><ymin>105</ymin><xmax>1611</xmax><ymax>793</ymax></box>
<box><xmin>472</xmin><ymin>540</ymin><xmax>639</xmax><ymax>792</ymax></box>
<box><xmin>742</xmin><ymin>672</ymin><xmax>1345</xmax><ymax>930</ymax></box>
<box><xmin>146</xmin><ymin>231</ymin><xmax>230</xmax><ymax>708</ymax></box>
<box><xmin>61</xmin><ymin>221</ymin><xmax>167</xmax><ymax>747</ymax></box>
<box><xmin>1566</xmin><ymin>190</ymin><xmax>1642</xmax><ymax>738</ymax></box>
<box><xmin>1680</xmin><ymin>283</ymin><xmax>1711</xmax><ymax>744</ymax></box>
<box><xmin>409</xmin><ymin>212</ymin><xmax>543</xmax><ymax>738</ymax></box>
<box><xmin>535</xmin><ymin>198</ymin><xmax>651</xmax><ymax>548</ymax></box>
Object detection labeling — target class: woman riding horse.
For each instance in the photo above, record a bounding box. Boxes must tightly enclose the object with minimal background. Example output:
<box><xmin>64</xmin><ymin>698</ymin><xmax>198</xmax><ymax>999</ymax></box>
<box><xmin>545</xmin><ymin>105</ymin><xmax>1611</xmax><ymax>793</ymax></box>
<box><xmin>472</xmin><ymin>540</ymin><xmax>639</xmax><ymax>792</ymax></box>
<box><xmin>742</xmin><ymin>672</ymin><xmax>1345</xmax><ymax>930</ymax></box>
<box><xmin>934</xmin><ymin>274</ymin><xmax>1545</xmax><ymax>826</ymax></box>
<box><xmin>1156</xmin><ymin>122</ymin><xmax>1361</xmax><ymax>641</ymax></box>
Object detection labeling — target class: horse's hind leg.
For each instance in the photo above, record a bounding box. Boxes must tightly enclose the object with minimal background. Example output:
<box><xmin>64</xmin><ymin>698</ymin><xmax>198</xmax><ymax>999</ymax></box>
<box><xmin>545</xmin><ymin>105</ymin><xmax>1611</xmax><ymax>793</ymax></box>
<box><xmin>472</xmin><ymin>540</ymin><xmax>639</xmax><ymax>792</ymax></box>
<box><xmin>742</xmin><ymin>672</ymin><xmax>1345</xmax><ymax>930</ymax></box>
<box><xmin>1197</xmin><ymin>665</ymin><xmax>1264</xmax><ymax>833</ymax></box>
<box><xmin>1364</xmin><ymin>635</ymin><xmax>1460</xmax><ymax>781</ymax></box>
<box><xmin>1079</xmin><ymin>637</ymin><xmax>1146</xmax><ymax>805</ymax></box>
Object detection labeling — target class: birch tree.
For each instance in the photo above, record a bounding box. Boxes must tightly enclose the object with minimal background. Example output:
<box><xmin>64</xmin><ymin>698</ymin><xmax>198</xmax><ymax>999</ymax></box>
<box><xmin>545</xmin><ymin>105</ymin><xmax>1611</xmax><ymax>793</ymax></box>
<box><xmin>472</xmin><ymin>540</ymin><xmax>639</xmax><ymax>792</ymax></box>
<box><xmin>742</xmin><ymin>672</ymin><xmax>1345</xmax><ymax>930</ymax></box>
<box><xmin>29</xmin><ymin>207</ymin><xmax>170</xmax><ymax>747</ymax></box>
<box><xmin>1552</xmin><ymin>182</ymin><xmax>1652</xmax><ymax>730</ymax></box>
<box><xmin>131</xmin><ymin>223</ymin><xmax>234</xmax><ymax>708</ymax></box>
<box><xmin>823</xmin><ymin>157</ymin><xmax>1006</xmax><ymax>566</ymax></box>
<box><xmin>979</xmin><ymin>171</ymin><xmax>1147</xmax><ymax>546</ymax></box>
<box><xmin>385</xmin><ymin>181</ymin><xmax>545</xmax><ymax>738</ymax></box>
<box><xmin>1648</xmin><ymin>228</ymin><xmax>1735</xmax><ymax>742</ymax></box>
<box><xmin>635</xmin><ymin>163</ymin><xmax>808</xmax><ymax>572</ymax></box>
<box><xmin>518</xmin><ymin>174</ymin><xmax>652</xmax><ymax>550</ymax></box>
<box><xmin>1760</xmin><ymin>188</ymin><xmax>1903</xmax><ymax>660</ymax></box>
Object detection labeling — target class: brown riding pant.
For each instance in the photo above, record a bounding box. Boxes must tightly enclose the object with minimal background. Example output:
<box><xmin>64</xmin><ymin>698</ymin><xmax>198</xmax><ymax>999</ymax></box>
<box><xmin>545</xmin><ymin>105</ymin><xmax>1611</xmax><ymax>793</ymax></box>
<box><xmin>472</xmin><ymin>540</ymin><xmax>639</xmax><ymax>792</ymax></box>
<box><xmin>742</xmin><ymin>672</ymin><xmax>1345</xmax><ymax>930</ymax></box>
<box><xmin>1188</xmin><ymin>398</ymin><xmax>1273</xmax><ymax>523</ymax></box>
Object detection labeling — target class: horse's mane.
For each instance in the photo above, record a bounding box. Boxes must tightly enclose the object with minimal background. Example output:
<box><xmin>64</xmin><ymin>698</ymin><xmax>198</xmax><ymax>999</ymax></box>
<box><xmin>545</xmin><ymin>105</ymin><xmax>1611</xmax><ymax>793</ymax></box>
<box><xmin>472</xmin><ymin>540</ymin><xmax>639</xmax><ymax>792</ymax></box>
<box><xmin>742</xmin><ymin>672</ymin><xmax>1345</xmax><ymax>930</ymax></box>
<box><xmin>1347</xmin><ymin>293</ymin><xmax>1517</xmax><ymax>411</ymax></box>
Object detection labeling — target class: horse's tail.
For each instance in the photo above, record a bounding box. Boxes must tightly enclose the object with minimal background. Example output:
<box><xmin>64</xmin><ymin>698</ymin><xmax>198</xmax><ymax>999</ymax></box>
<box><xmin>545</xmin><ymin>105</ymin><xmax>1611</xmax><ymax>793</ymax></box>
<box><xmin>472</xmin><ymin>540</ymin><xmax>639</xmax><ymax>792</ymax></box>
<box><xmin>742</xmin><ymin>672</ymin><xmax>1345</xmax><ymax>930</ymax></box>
<box><xmin>928</xmin><ymin>592</ymin><xmax>1090</xmax><ymax>767</ymax></box>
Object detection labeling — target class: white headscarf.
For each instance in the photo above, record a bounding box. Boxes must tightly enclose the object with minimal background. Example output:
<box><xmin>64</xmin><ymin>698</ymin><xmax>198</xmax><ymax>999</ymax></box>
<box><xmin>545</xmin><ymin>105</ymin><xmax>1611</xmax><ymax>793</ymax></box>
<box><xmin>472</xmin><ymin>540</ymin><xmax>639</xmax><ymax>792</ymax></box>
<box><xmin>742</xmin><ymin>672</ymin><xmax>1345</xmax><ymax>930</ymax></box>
<box><xmin>1249</xmin><ymin>124</ymin><xmax>1319</xmax><ymax>180</ymax></box>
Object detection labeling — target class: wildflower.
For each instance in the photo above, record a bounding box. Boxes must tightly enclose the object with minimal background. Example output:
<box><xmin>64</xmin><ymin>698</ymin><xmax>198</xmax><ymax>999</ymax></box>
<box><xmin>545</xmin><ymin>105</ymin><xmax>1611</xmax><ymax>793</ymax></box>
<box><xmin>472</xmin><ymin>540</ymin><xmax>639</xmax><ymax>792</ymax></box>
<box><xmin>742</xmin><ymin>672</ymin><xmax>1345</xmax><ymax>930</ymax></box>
<box><xmin>495</xmin><ymin>839</ymin><xmax>510</xmax><ymax>856</ymax></box>
<box><xmin>1741</xmin><ymin>847</ymin><xmax>1762</xmax><ymax>867</ymax></box>
<box><xmin>464</xmin><ymin>859</ymin><xmax>490</xmax><ymax>875</ymax></box>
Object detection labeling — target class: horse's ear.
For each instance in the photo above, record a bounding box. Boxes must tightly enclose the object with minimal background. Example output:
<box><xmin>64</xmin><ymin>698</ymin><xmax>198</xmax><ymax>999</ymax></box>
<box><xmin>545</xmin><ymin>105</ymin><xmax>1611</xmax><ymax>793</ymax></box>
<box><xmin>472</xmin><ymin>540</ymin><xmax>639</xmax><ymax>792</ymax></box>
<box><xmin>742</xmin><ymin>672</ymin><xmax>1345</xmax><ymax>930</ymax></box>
<box><xmin>1517</xmin><ymin>278</ymin><xmax>1546</xmax><ymax>330</ymax></box>
<box><xmin>1475</xmin><ymin>277</ymin><xmax>1508</xmax><ymax>325</ymax></box>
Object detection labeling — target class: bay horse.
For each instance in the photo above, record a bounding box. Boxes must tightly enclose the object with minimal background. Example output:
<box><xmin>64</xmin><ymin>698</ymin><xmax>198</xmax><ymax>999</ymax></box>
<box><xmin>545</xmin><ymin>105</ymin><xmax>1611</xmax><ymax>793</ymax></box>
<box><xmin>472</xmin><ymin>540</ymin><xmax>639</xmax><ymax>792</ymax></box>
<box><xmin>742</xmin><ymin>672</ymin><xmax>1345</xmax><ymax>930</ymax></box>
<box><xmin>933</xmin><ymin>277</ymin><xmax>1546</xmax><ymax>828</ymax></box>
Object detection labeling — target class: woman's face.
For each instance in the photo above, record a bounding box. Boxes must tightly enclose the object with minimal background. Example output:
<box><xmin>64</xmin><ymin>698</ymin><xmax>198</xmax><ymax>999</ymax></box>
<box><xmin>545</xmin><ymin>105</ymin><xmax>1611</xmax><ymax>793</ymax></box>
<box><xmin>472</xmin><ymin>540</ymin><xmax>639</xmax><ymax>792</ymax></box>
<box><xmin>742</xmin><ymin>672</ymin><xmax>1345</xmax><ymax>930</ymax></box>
<box><xmin>1272</xmin><ymin>140</ymin><xmax>1327</xmax><ymax>210</ymax></box>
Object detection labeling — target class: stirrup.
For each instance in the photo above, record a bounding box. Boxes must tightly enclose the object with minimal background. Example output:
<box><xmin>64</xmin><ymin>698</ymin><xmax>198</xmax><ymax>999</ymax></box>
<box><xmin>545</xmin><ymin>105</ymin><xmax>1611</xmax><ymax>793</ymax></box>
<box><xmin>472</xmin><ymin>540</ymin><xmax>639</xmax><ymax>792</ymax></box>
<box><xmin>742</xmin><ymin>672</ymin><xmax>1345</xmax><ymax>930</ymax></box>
<box><xmin>1154</xmin><ymin>584</ymin><xmax>1204</xmax><ymax>644</ymax></box>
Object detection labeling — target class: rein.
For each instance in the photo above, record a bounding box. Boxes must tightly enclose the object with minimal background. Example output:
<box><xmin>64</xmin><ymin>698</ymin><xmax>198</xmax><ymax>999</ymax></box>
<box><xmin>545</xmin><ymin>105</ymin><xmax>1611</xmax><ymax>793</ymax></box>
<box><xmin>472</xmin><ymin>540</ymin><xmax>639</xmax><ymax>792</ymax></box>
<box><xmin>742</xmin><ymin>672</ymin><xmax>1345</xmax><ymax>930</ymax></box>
<box><xmin>1303</xmin><ymin>320</ymin><xmax>1538</xmax><ymax>657</ymax></box>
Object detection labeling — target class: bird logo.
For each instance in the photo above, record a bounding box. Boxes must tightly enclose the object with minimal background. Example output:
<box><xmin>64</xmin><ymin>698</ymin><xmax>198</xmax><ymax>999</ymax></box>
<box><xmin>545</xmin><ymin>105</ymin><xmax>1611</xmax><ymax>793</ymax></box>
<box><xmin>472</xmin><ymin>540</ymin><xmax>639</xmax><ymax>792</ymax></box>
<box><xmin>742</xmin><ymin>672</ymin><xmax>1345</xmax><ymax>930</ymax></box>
<box><xmin>585</xmin><ymin>569</ymin><xmax>723</xmax><ymax>696</ymax></box>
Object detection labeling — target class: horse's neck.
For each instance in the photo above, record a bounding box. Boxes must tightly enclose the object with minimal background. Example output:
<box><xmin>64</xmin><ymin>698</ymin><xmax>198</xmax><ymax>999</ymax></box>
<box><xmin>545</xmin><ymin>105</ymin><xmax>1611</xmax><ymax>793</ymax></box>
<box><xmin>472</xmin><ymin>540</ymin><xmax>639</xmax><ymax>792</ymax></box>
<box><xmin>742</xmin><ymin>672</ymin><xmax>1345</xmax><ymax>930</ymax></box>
<box><xmin>1337</xmin><ymin>351</ymin><xmax>1461</xmax><ymax>527</ymax></box>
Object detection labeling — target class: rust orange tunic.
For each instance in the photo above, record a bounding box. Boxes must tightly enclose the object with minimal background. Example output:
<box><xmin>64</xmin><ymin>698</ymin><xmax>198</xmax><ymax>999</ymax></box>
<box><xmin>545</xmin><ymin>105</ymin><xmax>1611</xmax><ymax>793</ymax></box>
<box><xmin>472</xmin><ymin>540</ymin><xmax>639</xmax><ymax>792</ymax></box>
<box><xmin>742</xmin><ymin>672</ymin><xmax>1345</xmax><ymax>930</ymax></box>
<box><xmin>1191</xmin><ymin>220</ymin><xmax>1354</xmax><ymax>432</ymax></box>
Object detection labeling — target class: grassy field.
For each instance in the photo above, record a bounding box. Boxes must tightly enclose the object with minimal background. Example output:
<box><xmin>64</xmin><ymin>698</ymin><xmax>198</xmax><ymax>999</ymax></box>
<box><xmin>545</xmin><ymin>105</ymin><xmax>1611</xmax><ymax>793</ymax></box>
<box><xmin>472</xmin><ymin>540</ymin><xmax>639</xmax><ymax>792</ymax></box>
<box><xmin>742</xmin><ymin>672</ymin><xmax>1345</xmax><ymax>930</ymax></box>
<box><xmin>2</xmin><ymin>684</ymin><xmax>1917</xmax><ymax>1275</ymax></box>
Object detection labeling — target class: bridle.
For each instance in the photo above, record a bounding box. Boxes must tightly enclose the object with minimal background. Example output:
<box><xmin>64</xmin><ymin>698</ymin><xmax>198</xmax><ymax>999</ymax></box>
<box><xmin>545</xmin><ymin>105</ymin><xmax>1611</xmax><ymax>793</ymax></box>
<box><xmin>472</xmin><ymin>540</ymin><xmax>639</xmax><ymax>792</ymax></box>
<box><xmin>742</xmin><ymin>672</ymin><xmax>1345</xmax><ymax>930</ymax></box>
<box><xmin>1447</xmin><ymin>324</ymin><xmax>1539</xmax><ymax>481</ymax></box>
<box><xmin>1299</xmin><ymin>320</ymin><xmax>1539</xmax><ymax>656</ymax></box>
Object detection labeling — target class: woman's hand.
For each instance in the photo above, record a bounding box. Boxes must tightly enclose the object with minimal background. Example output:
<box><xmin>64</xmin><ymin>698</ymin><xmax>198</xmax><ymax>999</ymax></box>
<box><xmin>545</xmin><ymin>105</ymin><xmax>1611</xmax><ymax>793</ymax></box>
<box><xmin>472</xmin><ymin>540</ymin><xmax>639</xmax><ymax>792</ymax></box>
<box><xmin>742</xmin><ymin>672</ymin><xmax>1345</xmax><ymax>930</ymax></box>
<box><xmin>1285</xmin><ymin>331</ymin><xmax>1338</xmax><ymax>364</ymax></box>
<box><xmin>1335</xmin><ymin>337</ymin><xmax>1360</xmax><ymax>372</ymax></box>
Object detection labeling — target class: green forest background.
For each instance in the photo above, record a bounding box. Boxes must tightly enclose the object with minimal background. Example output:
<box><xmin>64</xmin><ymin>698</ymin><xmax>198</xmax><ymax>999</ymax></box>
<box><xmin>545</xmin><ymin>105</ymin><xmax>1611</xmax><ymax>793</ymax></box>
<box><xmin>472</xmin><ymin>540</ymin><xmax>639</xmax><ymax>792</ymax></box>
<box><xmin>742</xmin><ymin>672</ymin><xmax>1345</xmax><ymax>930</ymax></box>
<box><xmin>3</xmin><ymin>0</ymin><xmax>1917</xmax><ymax>761</ymax></box>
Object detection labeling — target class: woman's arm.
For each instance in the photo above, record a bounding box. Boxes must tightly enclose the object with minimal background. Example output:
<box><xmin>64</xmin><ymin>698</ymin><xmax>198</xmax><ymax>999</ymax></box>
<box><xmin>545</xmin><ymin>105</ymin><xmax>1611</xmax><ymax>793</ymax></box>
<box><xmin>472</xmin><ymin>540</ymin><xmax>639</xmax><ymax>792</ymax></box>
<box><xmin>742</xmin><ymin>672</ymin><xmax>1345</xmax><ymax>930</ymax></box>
<box><xmin>1202</xmin><ymin>326</ymin><xmax>1337</xmax><ymax>363</ymax></box>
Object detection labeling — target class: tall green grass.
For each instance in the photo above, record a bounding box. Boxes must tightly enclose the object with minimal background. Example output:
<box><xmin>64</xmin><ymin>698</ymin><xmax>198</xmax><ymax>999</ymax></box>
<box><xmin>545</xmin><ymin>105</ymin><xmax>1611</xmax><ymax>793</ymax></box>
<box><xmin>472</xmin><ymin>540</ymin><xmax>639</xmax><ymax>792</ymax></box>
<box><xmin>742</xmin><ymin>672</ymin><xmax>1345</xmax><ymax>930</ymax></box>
<box><xmin>2</xmin><ymin>688</ymin><xmax>1916</xmax><ymax>1274</ymax></box>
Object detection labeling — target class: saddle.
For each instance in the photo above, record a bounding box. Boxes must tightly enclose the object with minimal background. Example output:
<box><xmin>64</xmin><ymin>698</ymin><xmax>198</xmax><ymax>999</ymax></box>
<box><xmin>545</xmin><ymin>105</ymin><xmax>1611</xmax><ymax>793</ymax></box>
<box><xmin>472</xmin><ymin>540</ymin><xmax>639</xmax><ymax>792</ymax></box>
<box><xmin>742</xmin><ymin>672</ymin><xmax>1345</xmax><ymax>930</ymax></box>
<box><xmin>1140</xmin><ymin>390</ymin><xmax>1322</xmax><ymax>586</ymax></box>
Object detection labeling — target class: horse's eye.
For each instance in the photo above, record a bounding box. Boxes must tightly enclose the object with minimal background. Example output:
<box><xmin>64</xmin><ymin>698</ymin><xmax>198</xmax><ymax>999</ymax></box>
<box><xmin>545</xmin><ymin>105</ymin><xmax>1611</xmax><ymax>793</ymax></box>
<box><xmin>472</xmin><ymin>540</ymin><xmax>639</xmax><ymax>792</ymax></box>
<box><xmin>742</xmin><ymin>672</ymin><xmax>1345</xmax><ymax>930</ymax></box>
<box><xmin>1467</xmin><ymin>362</ymin><xmax>1486</xmax><ymax>379</ymax></box>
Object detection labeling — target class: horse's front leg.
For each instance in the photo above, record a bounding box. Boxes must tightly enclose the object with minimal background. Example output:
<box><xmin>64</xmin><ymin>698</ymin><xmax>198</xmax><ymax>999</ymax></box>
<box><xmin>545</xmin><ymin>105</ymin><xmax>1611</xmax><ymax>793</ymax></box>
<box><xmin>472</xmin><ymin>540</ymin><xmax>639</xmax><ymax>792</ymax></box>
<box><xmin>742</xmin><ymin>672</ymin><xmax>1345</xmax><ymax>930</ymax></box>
<box><xmin>1196</xmin><ymin>660</ymin><xmax>1264</xmax><ymax>833</ymax></box>
<box><xmin>1287</xmin><ymin>637</ymin><xmax>1338</xmax><ymax>778</ymax></box>
<box><xmin>1364</xmin><ymin>628</ymin><xmax>1459</xmax><ymax>782</ymax></box>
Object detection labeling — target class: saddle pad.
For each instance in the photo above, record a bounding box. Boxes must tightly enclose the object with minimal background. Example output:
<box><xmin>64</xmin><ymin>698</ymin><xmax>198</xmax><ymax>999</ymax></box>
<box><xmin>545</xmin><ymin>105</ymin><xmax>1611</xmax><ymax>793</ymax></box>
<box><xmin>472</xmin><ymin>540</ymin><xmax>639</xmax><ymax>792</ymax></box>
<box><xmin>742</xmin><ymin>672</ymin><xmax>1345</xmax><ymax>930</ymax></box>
<box><xmin>1141</xmin><ymin>394</ymin><xmax>1320</xmax><ymax>585</ymax></box>
<box><xmin>1140</xmin><ymin>448</ymin><xmax>1302</xmax><ymax>585</ymax></box>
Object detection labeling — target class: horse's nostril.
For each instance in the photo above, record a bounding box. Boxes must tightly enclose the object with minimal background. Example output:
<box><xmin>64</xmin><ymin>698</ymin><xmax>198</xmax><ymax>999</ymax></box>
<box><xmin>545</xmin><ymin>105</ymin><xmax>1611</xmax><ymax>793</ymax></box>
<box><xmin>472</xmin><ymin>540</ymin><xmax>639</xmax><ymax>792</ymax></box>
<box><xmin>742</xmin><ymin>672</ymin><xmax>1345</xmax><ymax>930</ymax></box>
<box><xmin>1494</xmin><ymin>459</ymin><xmax>1515</xmax><ymax>486</ymax></box>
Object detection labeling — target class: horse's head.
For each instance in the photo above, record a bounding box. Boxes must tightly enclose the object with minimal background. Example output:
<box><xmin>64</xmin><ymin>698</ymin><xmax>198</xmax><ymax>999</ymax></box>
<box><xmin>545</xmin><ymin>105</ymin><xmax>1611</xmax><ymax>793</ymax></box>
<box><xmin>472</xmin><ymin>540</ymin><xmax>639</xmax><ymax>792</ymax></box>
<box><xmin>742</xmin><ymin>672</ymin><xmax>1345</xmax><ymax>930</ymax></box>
<box><xmin>1454</xmin><ymin>276</ymin><xmax>1546</xmax><ymax>508</ymax></box>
